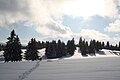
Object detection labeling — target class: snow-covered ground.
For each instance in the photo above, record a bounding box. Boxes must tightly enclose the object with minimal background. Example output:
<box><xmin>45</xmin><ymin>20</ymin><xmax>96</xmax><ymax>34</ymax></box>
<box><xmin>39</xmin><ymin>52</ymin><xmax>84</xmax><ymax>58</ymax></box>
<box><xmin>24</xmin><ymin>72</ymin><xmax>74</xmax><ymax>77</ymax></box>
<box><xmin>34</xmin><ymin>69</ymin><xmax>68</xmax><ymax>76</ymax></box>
<box><xmin>0</xmin><ymin>57</ymin><xmax>120</xmax><ymax>80</ymax></box>
<box><xmin>0</xmin><ymin>48</ymin><xmax>120</xmax><ymax>80</ymax></box>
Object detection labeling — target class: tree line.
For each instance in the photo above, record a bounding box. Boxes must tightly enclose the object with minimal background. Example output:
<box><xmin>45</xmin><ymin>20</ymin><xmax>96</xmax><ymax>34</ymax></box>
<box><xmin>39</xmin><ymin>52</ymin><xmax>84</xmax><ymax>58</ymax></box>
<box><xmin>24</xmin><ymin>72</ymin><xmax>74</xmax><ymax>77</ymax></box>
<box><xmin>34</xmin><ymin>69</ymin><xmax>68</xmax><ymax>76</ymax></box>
<box><xmin>1</xmin><ymin>30</ymin><xmax>120</xmax><ymax>62</ymax></box>
<box><xmin>45</xmin><ymin>38</ymin><xmax>76</xmax><ymax>59</ymax></box>
<box><xmin>2</xmin><ymin>30</ymin><xmax>76</xmax><ymax>62</ymax></box>
<box><xmin>78</xmin><ymin>37</ymin><xmax>120</xmax><ymax>56</ymax></box>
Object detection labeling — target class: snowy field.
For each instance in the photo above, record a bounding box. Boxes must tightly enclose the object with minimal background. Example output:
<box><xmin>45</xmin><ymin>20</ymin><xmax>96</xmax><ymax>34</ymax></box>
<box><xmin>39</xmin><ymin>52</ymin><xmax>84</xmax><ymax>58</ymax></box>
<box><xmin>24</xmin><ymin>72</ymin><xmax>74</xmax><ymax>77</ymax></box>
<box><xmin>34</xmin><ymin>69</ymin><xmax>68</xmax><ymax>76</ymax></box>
<box><xmin>0</xmin><ymin>48</ymin><xmax>120</xmax><ymax>80</ymax></box>
<box><xmin>0</xmin><ymin>57</ymin><xmax>120</xmax><ymax>80</ymax></box>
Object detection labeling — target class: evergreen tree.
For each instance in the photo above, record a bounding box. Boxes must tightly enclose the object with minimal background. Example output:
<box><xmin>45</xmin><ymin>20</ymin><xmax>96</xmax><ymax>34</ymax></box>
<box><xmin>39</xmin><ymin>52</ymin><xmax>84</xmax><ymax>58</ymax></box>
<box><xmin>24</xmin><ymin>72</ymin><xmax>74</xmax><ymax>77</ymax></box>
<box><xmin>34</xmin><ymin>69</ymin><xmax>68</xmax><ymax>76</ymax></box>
<box><xmin>24</xmin><ymin>38</ymin><xmax>39</xmax><ymax>61</ymax></box>
<box><xmin>106</xmin><ymin>41</ymin><xmax>110</xmax><ymax>49</ymax></box>
<box><xmin>79</xmin><ymin>37</ymin><xmax>83</xmax><ymax>52</ymax></box>
<box><xmin>78</xmin><ymin>37</ymin><xmax>88</xmax><ymax>56</ymax></box>
<box><xmin>56</xmin><ymin>40</ymin><xmax>63</xmax><ymax>57</ymax></box>
<box><xmin>37</xmin><ymin>41</ymin><xmax>42</xmax><ymax>49</ymax></box>
<box><xmin>41</xmin><ymin>41</ymin><xmax>46</xmax><ymax>48</ymax></box>
<box><xmin>67</xmin><ymin>38</ymin><xmax>76</xmax><ymax>56</ymax></box>
<box><xmin>96</xmin><ymin>41</ymin><xmax>99</xmax><ymax>51</ymax></box>
<box><xmin>45</xmin><ymin>40</ymin><xmax>57</xmax><ymax>59</ymax></box>
<box><xmin>88</xmin><ymin>40</ymin><xmax>95</xmax><ymax>56</ymax></box>
<box><xmin>61</xmin><ymin>42</ymin><xmax>67</xmax><ymax>56</ymax></box>
<box><xmin>81</xmin><ymin>40</ymin><xmax>88</xmax><ymax>56</ymax></box>
<box><xmin>45</xmin><ymin>41</ymin><xmax>50</xmax><ymax>58</ymax></box>
<box><xmin>51</xmin><ymin>40</ymin><xmax>57</xmax><ymax>58</ymax></box>
<box><xmin>102</xmin><ymin>42</ymin><xmax>105</xmax><ymax>49</ymax></box>
<box><xmin>3</xmin><ymin>30</ymin><xmax>22</xmax><ymax>62</ymax></box>
<box><xmin>119</xmin><ymin>42</ymin><xmax>120</xmax><ymax>51</ymax></box>
<box><xmin>0</xmin><ymin>44</ymin><xmax>1</xmax><ymax>51</ymax></box>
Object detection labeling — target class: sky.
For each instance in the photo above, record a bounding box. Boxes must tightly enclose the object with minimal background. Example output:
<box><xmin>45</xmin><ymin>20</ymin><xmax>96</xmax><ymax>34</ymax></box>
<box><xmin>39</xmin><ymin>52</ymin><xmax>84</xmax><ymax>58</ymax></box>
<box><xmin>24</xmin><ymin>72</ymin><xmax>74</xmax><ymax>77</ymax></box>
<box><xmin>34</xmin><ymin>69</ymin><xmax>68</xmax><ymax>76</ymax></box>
<box><xmin>0</xmin><ymin>0</ymin><xmax>120</xmax><ymax>45</ymax></box>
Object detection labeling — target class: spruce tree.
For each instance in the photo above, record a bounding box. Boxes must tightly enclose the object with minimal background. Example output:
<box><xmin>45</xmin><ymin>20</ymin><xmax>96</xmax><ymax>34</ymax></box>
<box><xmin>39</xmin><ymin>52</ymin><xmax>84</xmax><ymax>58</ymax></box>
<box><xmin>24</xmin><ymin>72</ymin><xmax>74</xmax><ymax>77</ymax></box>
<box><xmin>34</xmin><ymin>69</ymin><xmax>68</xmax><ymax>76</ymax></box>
<box><xmin>118</xmin><ymin>42</ymin><xmax>120</xmax><ymax>51</ymax></box>
<box><xmin>78</xmin><ymin>37</ymin><xmax>88</xmax><ymax>56</ymax></box>
<box><xmin>81</xmin><ymin>39</ymin><xmax>88</xmax><ymax>56</ymax></box>
<box><xmin>88</xmin><ymin>40</ymin><xmax>95</xmax><ymax>56</ymax></box>
<box><xmin>67</xmin><ymin>38</ymin><xmax>76</xmax><ymax>56</ymax></box>
<box><xmin>61</xmin><ymin>42</ymin><xmax>67</xmax><ymax>56</ymax></box>
<box><xmin>56</xmin><ymin>40</ymin><xmax>63</xmax><ymax>57</ymax></box>
<box><xmin>45</xmin><ymin>41</ymin><xmax>50</xmax><ymax>58</ymax></box>
<box><xmin>24</xmin><ymin>38</ymin><xmax>39</xmax><ymax>61</ymax></box>
<box><xmin>45</xmin><ymin>41</ymin><xmax>57</xmax><ymax>59</ymax></box>
<box><xmin>79</xmin><ymin>37</ymin><xmax>83</xmax><ymax>52</ymax></box>
<box><xmin>0</xmin><ymin>44</ymin><xmax>1</xmax><ymax>51</ymax></box>
<box><xmin>106</xmin><ymin>41</ymin><xmax>110</xmax><ymax>49</ymax></box>
<box><xmin>3</xmin><ymin>30</ymin><xmax>22</xmax><ymax>62</ymax></box>
<box><xmin>102</xmin><ymin>42</ymin><xmax>105</xmax><ymax>49</ymax></box>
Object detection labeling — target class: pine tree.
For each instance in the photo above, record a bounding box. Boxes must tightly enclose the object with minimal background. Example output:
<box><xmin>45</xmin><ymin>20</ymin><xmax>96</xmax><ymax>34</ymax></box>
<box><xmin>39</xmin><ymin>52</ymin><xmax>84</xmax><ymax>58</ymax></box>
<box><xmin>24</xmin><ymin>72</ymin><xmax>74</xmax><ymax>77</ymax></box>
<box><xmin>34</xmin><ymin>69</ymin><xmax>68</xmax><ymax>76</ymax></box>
<box><xmin>56</xmin><ymin>40</ymin><xmax>63</xmax><ymax>57</ymax></box>
<box><xmin>81</xmin><ymin>39</ymin><xmax>88</xmax><ymax>56</ymax></box>
<box><xmin>78</xmin><ymin>38</ymin><xmax>88</xmax><ymax>56</ymax></box>
<box><xmin>96</xmin><ymin>41</ymin><xmax>99</xmax><ymax>51</ymax></box>
<box><xmin>37</xmin><ymin>41</ymin><xmax>42</xmax><ymax>49</ymax></box>
<box><xmin>61</xmin><ymin>42</ymin><xmax>67</xmax><ymax>56</ymax></box>
<box><xmin>106</xmin><ymin>41</ymin><xmax>110</xmax><ymax>49</ymax></box>
<box><xmin>102</xmin><ymin>42</ymin><xmax>105</xmax><ymax>49</ymax></box>
<box><xmin>45</xmin><ymin>41</ymin><xmax>57</xmax><ymax>59</ymax></box>
<box><xmin>45</xmin><ymin>41</ymin><xmax>50</xmax><ymax>58</ymax></box>
<box><xmin>67</xmin><ymin>38</ymin><xmax>76</xmax><ymax>56</ymax></box>
<box><xmin>118</xmin><ymin>42</ymin><xmax>120</xmax><ymax>51</ymax></box>
<box><xmin>88</xmin><ymin>40</ymin><xmax>95</xmax><ymax>56</ymax></box>
<box><xmin>79</xmin><ymin>37</ymin><xmax>83</xmax><ymax>52</ymax></box>
<box><xmin>0</xmin><ymin>44</ymin><xmax>1</xmax><ymax>51</ymax></box>
<box><xmin>3</xmin><ymin>30</ymin><xmax>22</xmax><ymax>62</ymax></box>
<box><xmin>24</xmin><ymin>38</ymin><xmax>39</xmax><ymax>61</ymax></box>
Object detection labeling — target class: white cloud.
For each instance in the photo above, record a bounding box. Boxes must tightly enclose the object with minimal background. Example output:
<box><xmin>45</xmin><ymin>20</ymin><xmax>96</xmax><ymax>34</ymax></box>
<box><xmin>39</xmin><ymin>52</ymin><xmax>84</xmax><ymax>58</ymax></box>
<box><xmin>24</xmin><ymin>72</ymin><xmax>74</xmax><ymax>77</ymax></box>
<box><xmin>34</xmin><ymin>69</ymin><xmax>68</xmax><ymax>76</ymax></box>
<box><xmin>0</xmin><ymin>0</ymin><xmax>119</xmax><ymax>26</ymax></box>
<box><xmin>77</xmin><ymin>29</ymin><xmax>110</xmax><ymax>41</ymax></box>
<box><xmin>63</xmin><ymin>0</ymin><xmax>118</xmax><ymax>18</ymax></box>
<box><xmin>105</xmin><ymin>19</ymin><xmax>120</xmax><ymax>32</ymax></box>
<box><xmin>36</xmin><ymin>20</ymin><xmax>73</xmax><ymax>38</ymax></box>
<box><xmin>0</xmin><ymin>0</ymin><xmax>119</xmax><ymax>44</ymax></box>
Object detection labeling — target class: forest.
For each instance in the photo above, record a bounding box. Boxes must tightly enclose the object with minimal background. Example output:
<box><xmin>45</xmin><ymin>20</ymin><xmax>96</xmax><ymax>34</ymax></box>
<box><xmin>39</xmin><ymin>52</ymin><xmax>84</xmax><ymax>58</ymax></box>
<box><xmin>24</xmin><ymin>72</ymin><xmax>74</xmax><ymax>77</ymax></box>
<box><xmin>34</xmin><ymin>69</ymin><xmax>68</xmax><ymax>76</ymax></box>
<box><xmin>0</xmin><ymin>30</ymin><xmax>120</xmax><ymax>62</ymax></box>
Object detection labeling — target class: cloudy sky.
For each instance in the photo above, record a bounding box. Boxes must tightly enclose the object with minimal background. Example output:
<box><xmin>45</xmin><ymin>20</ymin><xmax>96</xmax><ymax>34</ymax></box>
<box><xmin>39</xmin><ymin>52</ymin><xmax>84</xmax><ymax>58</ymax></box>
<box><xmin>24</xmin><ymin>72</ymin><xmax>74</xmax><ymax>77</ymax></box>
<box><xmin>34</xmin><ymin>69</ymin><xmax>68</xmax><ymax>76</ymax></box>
<box><xmin>0</xmin><ymin>0</ymin><xmax>120</xmax><ymax>45</ymax></box>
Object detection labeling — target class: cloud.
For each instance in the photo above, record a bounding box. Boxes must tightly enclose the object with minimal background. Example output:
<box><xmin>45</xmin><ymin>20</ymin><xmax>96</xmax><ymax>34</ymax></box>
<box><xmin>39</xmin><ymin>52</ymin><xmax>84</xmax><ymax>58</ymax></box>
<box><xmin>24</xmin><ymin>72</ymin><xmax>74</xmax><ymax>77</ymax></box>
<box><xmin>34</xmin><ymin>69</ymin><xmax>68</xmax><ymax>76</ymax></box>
<box><xmin>105</xmin><ymin>19</ymin><xmax>120</xmax><ymax>32</ymax></box>
<box><xmin>0</xmin><ymin>0</ymin><xmax>29</xmax><ymax>26</ymax></box>
<box><xmin>63</xmin><ymin>0</ymin><xmax>118</xmax><ymax>18</ymax></box>
<box><xmin>77</xmin><ymin>29</ymin><xmax>110</xmax><ymax>41</ymax></box>
<box><xmin>36</xmin><ymin>21</ymin><xmax>73</xmax><ymax>38</ymax></box>
<box><xmin>0</xmin><ymin>0</ymin><xmax>119</xmax><ymax>44</ymax></box>
<box><xmin>0</xmin><ymin>0</ymin><xmax>119</xmax><ymax>25</ymax></box>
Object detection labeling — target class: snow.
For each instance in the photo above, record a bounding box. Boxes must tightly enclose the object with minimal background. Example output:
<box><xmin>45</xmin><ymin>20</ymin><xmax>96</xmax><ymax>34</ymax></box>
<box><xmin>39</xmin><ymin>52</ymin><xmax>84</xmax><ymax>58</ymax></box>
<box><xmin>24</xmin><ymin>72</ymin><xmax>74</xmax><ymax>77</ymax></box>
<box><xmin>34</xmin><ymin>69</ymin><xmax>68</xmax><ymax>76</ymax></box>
<box><xmin>0</xmin><ymin>61</ymin><xmax>37</xmax><ymax>80</ymax></box>
<box><xmin>0</xmin><ymin>47</ymin><xmax>119</xmax><ymax>61</ymax></box>
<box><xmin>1</xmin><ymin>57</ymin><xmax>120</xmax><ymax>80</ymax></box>
<box><xmin>38</xmin><ymin>48</ymin><xmax>45</xmax><ymax>57</ymax></box>
<box><xmin>0</xmin><ymin>48</ymin><xmax>120</xmax><ymax>80</ymax></box>
<box><xmin>65</xmin><ymin>47</ymin><xmax>119</xmax><ymax>59</ymax></box>
<box><xmin>26</xmin><ymin>58</ymin><xmax>120</xmax><ymax>80</ymax></box>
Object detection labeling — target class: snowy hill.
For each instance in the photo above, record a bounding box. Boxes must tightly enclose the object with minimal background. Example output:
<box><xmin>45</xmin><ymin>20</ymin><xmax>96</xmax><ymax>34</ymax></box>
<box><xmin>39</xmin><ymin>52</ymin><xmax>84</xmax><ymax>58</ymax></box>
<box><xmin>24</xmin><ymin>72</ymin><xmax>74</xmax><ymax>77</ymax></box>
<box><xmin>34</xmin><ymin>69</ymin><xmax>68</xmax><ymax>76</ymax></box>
<box><xmin>66</xmin><ymin>47</ymin><xmax>120</xmax><ymax>59</ymax></box>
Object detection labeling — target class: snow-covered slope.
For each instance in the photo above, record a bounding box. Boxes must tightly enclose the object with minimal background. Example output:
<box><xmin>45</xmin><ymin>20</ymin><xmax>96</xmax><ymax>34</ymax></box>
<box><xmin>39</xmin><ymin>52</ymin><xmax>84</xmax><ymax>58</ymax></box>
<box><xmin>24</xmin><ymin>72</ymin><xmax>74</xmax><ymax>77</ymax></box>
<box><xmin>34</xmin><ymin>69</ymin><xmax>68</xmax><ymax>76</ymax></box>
<box><xmin>1</xmin><ymin>57</ymin><xmax>120</xmax><ymax>80</ymax></box>
<box><xmin>66</xmin><ymin>47</ymin><xmax>120</xmax><ymax>59</ymax></box>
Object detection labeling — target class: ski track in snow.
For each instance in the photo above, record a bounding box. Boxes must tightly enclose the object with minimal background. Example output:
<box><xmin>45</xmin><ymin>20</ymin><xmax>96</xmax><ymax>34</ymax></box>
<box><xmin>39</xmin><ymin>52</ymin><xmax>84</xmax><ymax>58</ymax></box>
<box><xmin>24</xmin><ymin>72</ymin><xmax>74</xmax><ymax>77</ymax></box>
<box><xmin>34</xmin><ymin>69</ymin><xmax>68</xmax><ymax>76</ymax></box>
<box><xmin>16</xmin><ymin>60</ymin><xmax>40</xmax><ymax>80</ymax></box>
